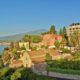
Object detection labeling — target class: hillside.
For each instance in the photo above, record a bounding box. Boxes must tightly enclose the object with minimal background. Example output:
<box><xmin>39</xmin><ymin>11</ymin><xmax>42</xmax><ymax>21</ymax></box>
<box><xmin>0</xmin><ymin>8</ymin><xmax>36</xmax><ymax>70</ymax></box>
<box><xmin>0</xmin><ymin>29</ymin><xmax>47</xmax><ymax>42</ymax></box>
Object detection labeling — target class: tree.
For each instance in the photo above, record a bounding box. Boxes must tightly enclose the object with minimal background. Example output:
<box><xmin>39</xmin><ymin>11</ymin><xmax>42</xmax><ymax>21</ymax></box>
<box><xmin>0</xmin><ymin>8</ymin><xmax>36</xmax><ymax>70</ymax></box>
<box><xmin>59</xmin><ymin>27</ymin><xmax>68</xmax><ymax>46</ymax></box>
<box><xmin>50</xmin><ymin>25</ymin><xmax>56</xmax><ymax>34</ymax></box>
<box><xmin>21</xmin><ymin>46</ymin><xmax>26</xmax><ymax>50</ymax></box>
<box><xmin>54</xmin><ymin>41</ymin><xmax>60</xmax><ymax>49</ymax></box>
<box><xmin>45</xmin><ymin>53</ymin><xmax>52</xmax><ymax>62</ymax></box>
<box><xmin>59</xmin><ymin>27</ymin><xmax>67</xmax><ymax>39</ymax></box>
<box><xmin>2</xmin><ymin>51</ymin><xmax>11</xmax><ymax>66</ymax></box>
<box><xmin>22</xmin><ymin>35</ymin><xmax>31</xmax><ymax>49</ymax></box>
<box><xmin>0</xmin><ymin>67</ymin><xmax>13</xmax><ymax>79</ymax></box>
<box><xmin>10</xmin><ymin>42</ymin><xmax>14</xmax><ymax>49</ymax></box>
<box><xmin>60</xmin><ymin>38</ymin><xmax>67</xmax><ymax>48</ymax></box>
<box><xmin>23</xmin><ymin>35</ymin><xmax>31</xmax><ymax>41</ymax></box>
<box><xmin>63</xmin><ymin>27</ymin><xmax>67</xmax><ymax>38</ymax></box>
<box><xmin>11</xmin><ymin>71</ymin><xmax>21</xmax><ymax>80</ymax></box>
<box><xmin>41</xmin><ymin>31</ymin><xmax>49</xmax><ymax>35</ymax></box>
<box><xmin>21</xmin><ymin>68</ymin><xmax>36</xmax><ymax>80</ymax></box>
<box><xmin>69</xmin><ymin>31</ymin><xmax>80</xmax><ymax>47</ymax></box>
<box><xmin>0</xmin><ymin>58</ymin><xmax>3</xmax><ymax>68</ymax></box>
<box><xmin>31</xmin><ymin>35</ymin><xmax>42</xmax><ymax>43</ymax></box>
<box><xmin>11</xmin><ymin>48</ymin><xmax>20</xmax><ymax>60</ymax></box>
<box><xmin>59</xmin><ymin>28</ymin><xmax>63</xmax><ymax>36</ymax></box>
<box><xmin>15</xmin><ymin>42</ymin><xmax>20</xmax><ymax>50</ymax></box>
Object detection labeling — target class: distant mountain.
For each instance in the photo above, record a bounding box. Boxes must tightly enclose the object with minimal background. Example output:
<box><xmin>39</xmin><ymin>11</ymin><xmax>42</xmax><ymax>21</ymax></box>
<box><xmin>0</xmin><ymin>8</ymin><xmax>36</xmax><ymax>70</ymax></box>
<box><xmin>0</xmin><ymin>29</ymin><xmax>47</xmax><ymax>42</ymax></box>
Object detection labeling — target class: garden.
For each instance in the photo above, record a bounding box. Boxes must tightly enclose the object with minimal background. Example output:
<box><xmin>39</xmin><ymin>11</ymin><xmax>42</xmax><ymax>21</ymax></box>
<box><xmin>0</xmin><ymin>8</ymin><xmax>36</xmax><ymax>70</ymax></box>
<box><xmin>47</xmin><ymin>60</ymin><xmax>80</xmax><ymax>75</ymax></box>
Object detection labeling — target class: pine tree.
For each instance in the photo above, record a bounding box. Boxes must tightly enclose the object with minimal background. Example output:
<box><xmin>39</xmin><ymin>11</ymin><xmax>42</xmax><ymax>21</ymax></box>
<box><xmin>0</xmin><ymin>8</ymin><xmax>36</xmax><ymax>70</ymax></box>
<box><xmin>63</xmin><ymin>26</ymin><xmax>67</xmax><ymax>39</ymax></box>
<box><xmin>59</xmin><ymin>28</ymin><xmax>63</xmax><ymax>36</ymax></box>
<box><xmin>50</xmin><ymin>25</ymin><xmax>56</xmax><ymax>34</ymax></box>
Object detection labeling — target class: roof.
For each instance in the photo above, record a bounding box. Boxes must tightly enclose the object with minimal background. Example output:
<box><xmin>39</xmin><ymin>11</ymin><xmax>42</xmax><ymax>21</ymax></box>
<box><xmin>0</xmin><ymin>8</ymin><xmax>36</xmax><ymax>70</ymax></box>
<box><xmin>42</xmin><ymin>34</ymin><xmax>62</xmax><ymax>38</ymax></box>
<box><xmin>69</xmin><ymin>23</ymin><xmax>80</xmax><ymax>26</ymax></box>
<box><xmin>42</xmin><ymin>34</ymin><xmax>56</xmax><ymax>39</ymax></box>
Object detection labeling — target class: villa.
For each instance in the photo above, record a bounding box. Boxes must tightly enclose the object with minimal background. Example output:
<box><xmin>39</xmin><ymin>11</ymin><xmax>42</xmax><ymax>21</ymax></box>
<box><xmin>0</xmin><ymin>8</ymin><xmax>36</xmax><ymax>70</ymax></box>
<box><xmin>67</xmin><ymin>23</ymin><xmax>80</xmax><ymax>37</ymax></box>
<box><xmin>42</xmin><ymin>34</ymin><xmax>62</xmax><ymax>46</ymax></box>
<box><xmin>19</xmin><ymin>42</ymin><xmax>30</xmax><ymax>51</ymax></box>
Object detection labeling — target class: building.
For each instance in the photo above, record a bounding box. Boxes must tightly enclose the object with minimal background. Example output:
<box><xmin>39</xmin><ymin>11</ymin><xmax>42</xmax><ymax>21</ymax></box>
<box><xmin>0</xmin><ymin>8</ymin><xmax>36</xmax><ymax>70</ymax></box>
<box><xmin>42</xmin><ymin>34</ymin><xmax>62</xmax><ymax>47</ymax></box>
<box><xmin>9</xmin><ymin>48</ymin><xmax>61</xmax><ymax>68</ymax></box>
<box><xmin>9</xmin><ymin>48</ymin><xmax>73</xmax><ymax>68</ymax></box>
<box><xmin>67</xmin><ymin>23</ymin><xmax>80</xmax><ymax>36</ymax></box>
<box><xmin>19</xmin><ymin>42</ymin><xmax>29</xmax><ymax>51</ymax></box>
<box><xmin>9</xmin><ymin>51</ymin><xmax>32</xmax><ymax>68</ymax></box>
<box><xmin>67</xmin><ymin>23</ymin><xmax>80</xmax><ymax>48</ymax></box>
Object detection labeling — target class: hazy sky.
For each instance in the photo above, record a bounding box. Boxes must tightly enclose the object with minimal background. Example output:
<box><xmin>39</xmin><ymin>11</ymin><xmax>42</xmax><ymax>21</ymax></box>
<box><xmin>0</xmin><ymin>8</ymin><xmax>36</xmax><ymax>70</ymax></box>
<box><xmin>0</xmin><ymin>0</ymin><xmax>80</xmax><ymax>36</ymax></box>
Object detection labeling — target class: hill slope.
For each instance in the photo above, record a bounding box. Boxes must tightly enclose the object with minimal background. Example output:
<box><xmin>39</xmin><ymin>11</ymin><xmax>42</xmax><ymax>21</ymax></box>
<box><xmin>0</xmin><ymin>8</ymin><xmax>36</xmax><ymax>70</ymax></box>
<box><xmin>0</xmin><ymin>29</ymin><xmax>47</xmax><ymax>41</ymax></box>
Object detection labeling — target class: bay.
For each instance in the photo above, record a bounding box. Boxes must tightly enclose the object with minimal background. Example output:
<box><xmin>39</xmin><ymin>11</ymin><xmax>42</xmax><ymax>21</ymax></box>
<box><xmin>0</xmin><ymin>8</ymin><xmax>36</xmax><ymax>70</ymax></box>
<box><xmin>0</xmin><ymin>45</ymin><xmax>8</xmax><ymax>55</ymax></box>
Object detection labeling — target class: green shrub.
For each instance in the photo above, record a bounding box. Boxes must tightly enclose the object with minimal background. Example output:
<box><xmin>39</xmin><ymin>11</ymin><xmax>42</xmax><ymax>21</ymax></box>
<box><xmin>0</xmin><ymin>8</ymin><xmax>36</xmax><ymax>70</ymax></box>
<box><xmin>48</xmin><ymin>68</ymin><xmax>80</xmax><ymax>75</ymax></box>
<box><xmin>73</xmin><ymin>51</ymin><xmax>80</xmax><ymax>60</ymax></box>
<box><xmin>11</xmin><ymin>71</ymin><xmax>21</xmax><ymax>80</ymax></box>
<box><xmin>48</xmin><ymin>60</ymin><xmax>80</xmax><ymax>75</ymax></box>
<box><xmin>0</xmin><ymin>67</ymin><xmax>14</xmax><ymax>77</ymax></box>
<box><xmin>0</xmin><ymin>67</ymin><xmax>56</xmax><ymax>80</ymax></box>
<box><xmin>31</xmin><ymin>46</ymin><xmax>37</xmax><ymax>51</ymax></box>
<box><xmin>60</xmin><ymin>48</ymin><xmax>70</xmax><ymax>53</ymax></box>
<box><xmin>49</xmin><ymin>60</ymin><xmax>80</xmax><ymax>70</ymax></box>
<box><xmin>0</xmin><ymin>59</ymin><xmax>3</xmax><ymax>68</ymax></box>
<box><xmin>20</xmin><ymin>46</ymin><xmax>26</xmax><ymax>50</ymax></box>
<box><xmin>54</xmin><ymin>41</ymin><xmax>60</xmax><ymax>48</ymax></box>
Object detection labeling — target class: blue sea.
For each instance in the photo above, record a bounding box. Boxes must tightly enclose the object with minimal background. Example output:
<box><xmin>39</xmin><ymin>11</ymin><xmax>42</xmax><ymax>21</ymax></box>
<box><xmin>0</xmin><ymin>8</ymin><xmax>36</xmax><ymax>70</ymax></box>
<box><xmin>0</xmin><ymin>45</ymin><xmax>8</xmax><ymax>55</ymax></box>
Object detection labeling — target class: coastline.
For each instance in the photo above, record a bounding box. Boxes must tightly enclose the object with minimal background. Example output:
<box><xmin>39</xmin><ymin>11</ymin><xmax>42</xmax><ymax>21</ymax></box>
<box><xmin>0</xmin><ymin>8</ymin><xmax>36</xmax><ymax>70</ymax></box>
<box><xmin>0</xmin><ymin>45</ymin><xmax>9</xmax><ymax>55</ymax></box>
<box><xmin>0</xmin><ymin>42</ymin><xmax>10</xmax><ymax>46</ymax></box>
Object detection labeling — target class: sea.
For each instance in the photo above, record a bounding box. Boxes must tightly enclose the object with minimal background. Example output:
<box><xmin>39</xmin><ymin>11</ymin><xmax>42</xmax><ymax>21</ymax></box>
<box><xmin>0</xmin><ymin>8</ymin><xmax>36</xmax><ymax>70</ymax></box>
<box><xmin>0</xmin><ymin>45</ymin><xmax>8</xmax><ymax>55</ymax></box>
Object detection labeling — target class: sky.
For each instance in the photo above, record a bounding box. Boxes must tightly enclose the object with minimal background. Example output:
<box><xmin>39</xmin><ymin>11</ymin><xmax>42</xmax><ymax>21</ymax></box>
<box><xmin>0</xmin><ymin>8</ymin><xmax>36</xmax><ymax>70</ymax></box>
<box><xmin>0</xmin><ymin>0</ymin><xmax>80</xmax><ymax>36</ymax></box>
